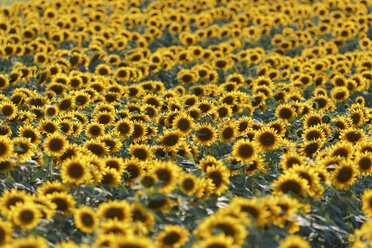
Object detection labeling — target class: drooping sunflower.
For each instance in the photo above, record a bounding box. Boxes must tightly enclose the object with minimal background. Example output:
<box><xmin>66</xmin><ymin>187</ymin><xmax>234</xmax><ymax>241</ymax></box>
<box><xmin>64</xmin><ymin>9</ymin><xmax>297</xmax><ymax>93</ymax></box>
<box><xmin>43</xmin><ymin>132</ymin><xmax>68</xmax><ymax>156</ymax></box>
<box><xmin>0</xmin><ymin>136</ymin><xmax>13</xmax><ymax>162</ymax></box>
<box><xmin>232</xmin><ymin>138</ymin><xmax>258</xmax><ymax>164</ymax></box>
<box><xmin>331</xmin><ymin>162</ymin><xmax>357</xmax><ymax>190</ymax></box>
<box><xmin>193</xmin><ymin>123</ymin><xmax>217</xmax><ymax>146</ymax></box>
<box><xmin>279</xmin><ymin>235</ymin><xmax>311</xmax><ymax>248</ymax></box>
<box><xmin>73</xmin><ymin>206</ymin><xmax>98</xmax><ymax>234</ymax></box>
<box><xmin>272</xmin><ymin>172</ymin><xmax>309</xmax><ymax>197</ymax></box>
<box><xmin>361</xmin><ymin>189</ymin><xmax>372</xmax><ymax>218</ymax></box>
<box><xmin>97</xmin><ymin>200</ymin><xmax>132</xmax><ymax>223</ymax></box>
<box><xmin>255</xmin><ymin>127</ymin><xmax>281</xmax><ymax>152</ymax></box>
<box><xmin>157</xmin><ymin>225</ymin><xmax>189</xmax><ymax>248</ymax></box>
<box><xmin>11</xmin><ymin>202</ymin><xmax>41</xmax><ymax>230</ymax></box>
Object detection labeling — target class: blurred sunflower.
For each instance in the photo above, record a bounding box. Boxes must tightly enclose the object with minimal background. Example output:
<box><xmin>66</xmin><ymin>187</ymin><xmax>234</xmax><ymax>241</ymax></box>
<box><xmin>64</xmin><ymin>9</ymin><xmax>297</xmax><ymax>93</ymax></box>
<box><xmin>152</xmin><ymin>160</ymin><xmax>182</xmax><ymax>194</ymax></box>
<box><xmin>279</xmin><ymin>235</ymin><xmax>311</xmax><ymax>248</ymax></box>
<box><xmin>206</xmin><ymin>165</ymin><xmax>230</xmax><ymax>196</ymax></box>
<box><xmin>0</xmin><ymin>136</ymin><xmax>13</xmax><ymax>162</ymax></box>
<box><xmin>11</xmin><ymin>202</ymin><xmax>41</xmax><ymax>230</ymax></box>
<box><xmin>158</xmin><ymin>130</ymin><xmax>184</xmax><ymax>151</ymax></box>
<box><xmin>60</xmin><ymin>156</ymin><xmax>91</xmax><ymax>186</ymax></box>
<box><xmin>10</xmin><ymin>235</ymin><xmax>48</xmax><ymax>248</ymax></box>
<box><xmin>0</xmin><ymin>219</ymin><xmax>12</xmax><ymax>246</ymax></box>
<box><xmin>272</xmin><ymin>172</ymin><xmax>309</xmax><ymax>197</ymax></box>
<box><xmin>73</xmin><ymin>206</ymin><xmax>98</xmax><ymax>234</ymax></box>
<box><xmin>361</xmin><ymin>189</ymin><xmax>372</xmax><ymax>218</ymax></box>
<box><xmin>157</xmin><ymin>225</ymin><xmax>189</xmax><ymax>248</ymax></box>
<box><xmin>46</xmin><ymin>192</ymin><xmax>76</xmax><ymax>215</ymax></box>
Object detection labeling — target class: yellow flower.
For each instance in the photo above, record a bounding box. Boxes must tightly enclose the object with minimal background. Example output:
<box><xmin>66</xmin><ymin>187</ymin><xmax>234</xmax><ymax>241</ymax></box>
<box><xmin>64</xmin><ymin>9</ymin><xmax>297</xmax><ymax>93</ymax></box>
<box><xmin>11</xmin><ymin>202</ymin><xmax>42</xmax><ymax>230</ymax></box>
<box><xmin>73</xmin><ymin>206</ymin><xmax>98</xmax><ymax>233</ymax></box>
<box><xmin>157</xmin><ymin>225</ymin><xmax>189</xmax><ymax>248</ymax></box>
<box><xmin>280</xmin><ymin>235</ymin><xmax>311</xmax><ymax>248</ymax></box>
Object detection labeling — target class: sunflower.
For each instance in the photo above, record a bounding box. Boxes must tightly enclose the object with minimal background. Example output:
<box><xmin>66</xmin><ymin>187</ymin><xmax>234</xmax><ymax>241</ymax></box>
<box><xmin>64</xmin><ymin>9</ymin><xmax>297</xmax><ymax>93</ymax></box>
<box><xmin>10</xmin><ymin>202</ymin><xmax>41</xmax><ymax>230</ymax></box>
<box><xmin>196</xmin><ymin>215</ymin><xmax>248</xmax><ymax>245</ymax></box>
<box><xmin>219</xmin><ymin>120</ymin><xmax>238</xmax><ymax>143</ymax></box>
<box><xmin>18</xmin><ymin>124</ymin><xmax>40</xmax><ymax>144</ymax></box>
<box><xmin>332</xmin><ymin>161</ymin><xmax>358</xmax><ymax>190</ymax></box>
<box><xmin>303</xmin><ymin>113</ymin><xmax>323</xmax><ymax>129</ymax></box>
<box><xmin>331</xmin><ymin>115</ymin><xmax>353</xmax><ymax>132</ymax></box>
<box><xmin>100</xmin><ymin>167</ymin><xmax>122</xmax><ymax>188</ymax></box>
<box><xmin>355</xmin><ymin>152</ymin><xmax>372</xmax><ymax>176</ymax></box>
<box><xmin>131</xmin><ymin>202</ymin><xmax>155</xmax><ymax>229</ymax></box>
<box><xmin>0</xmin><ymin>160</ymin><xmax>16</xmax><ymax>173</ymax></box>
<box><xmin>361</xmin><ymin>189</ymin><xmax>372</xmax><ymax>218</ymax></box>
<box><xmin>43</xmin><ymin>132</ymin><xmax>68</xmax><ymax>157</ymax></box>
<box><xmin>0</xmin><ymin>102</ymin><xmax>17</xmax><ymax>120</ymax></box>
<box><xmin>272</xmin><ymin>172</ymin><xmax>309</xmax><ymax>197</ymax></box>
<box><xmin>279</xmin><ymin>235</ymin><xmax>311</xmax><ymax>248</ymax></box>
<box><xmin>0</xmin><ymin>219</ymin><xmax>12</xmax><ymax>246</ymax></box>
<box><xmin>172</xmin><ymin>113</ymin><xmax>195</xmax><ymax>134</ymax></box>
<box><xmin>300</xmin><ymin>140</ymin><xmax>322</xmax><ymax>158</ymax></box>
<box><xmin>195</xmin><ymin>234</ymin><xmax>240</xmax><ymax>248</ymax></box>
<box><xmin>114</xmin><ymin>119</ymin><xmax>134</xmax><ymax>138</ymax></box>
<box><xmin>330</xmin><ymin>142</ymin><xmax>353</xmax><ymax>160</ymax></box>
<box><xmin>193</xmin><ymin>123</ymin><xmax>217</xmax><ymax>146</ymax></box>
<box><xmin>129</xmin><ymin>143</ymin><xmax>153</xmax><ymax>161</ymax></box>
<box><xmin>131</xmin><ymin>121</ymin><xmax>148</xmax><ymax>143</ymax></box>
<box><xmin>255</xmin><ymin>127</ymin><xmax>281</xmax><ymax>152</ymax></box>
<box><xmin>114</xmin><ymin>234</ymin><xmax>156</xmax><ymax>248</ymax></box>
<box><xmin>0</xmin><ymin>189</ymin><xmax>30</xmax><ymax>218</ymax></box>
<box><xmin>157</xmin><ymin>129</ymin><xmax>184</xmax><ymax>151</ymax></box>
<box><xmin>97</xmin><ymin>218</ymin><xmax>132</xmax><ymax>237</ymax></box>
<box><xmin>37</xmin><ymin>180</ymin><xmax>66</xmax><ymax>196</ymax></box>
<box><xmin>73</xmin><ymin>206</ymin><xmax>98</xmax><ymax>234</ymax></box>
<box><xmin>10</xmin><ymin>235</ymin><xmax>48</xmax><ymax>248</ymax></box>
<box><xmin>151</xmin><ymin>160</ymin><xmax>181</xmax><ymax>193</ymax></box>
<box><xmin>98</xmin><ymin>200</ymin><xmax>132</xmax><ymax>223</ymax></box>
<box><xmin>46</xmin><ymin>192</ymin><xmax>76</xmax><ymax>215</ymax></box>
<box><xmin>94</xmin><ymin>111</ymin><xmax>115</xmax><ymax>126</ymax></box>
<box><xmin>84</xmin><ymin>139</ymin><xmax>109</xmax><ymax>157</ymax></box>
<box><xmin>280</xmin><ymin>149</ymin><xmax>305</xmax><ymax>170</ymax></box>
<box><xmin>60</xmin><ymin>156</ymin><xmax>91</xmax><ymax>186</ymax></box>
<box><xmin>289</xmin><ymin>164</ymin><xmax>324</xmax><ymax>198</ymax></box>
<box><xmin>157</xmin><ymin>225</ymin><xmax>189</xmax><ymax>248</ymax></box>
<box><xmin>13</xmin><ymin>137</ymin><xmax>35</xmax><ymax>161</ymax></box>
<box><xmin>302</xmin><ymin>125</ymin><xmax>326</xmax><ymax>142</ymax></box>
<box><xmin>340</xmin><ymin>127</ymin><xmax>365</xmax><ymax>145</ymax></box>
<box><xmin>180</xmin><ymin>173</ymin><xmax>199</xmax><ymax>195</ymax></box>
<box><xmin>0</xmin><ymin>136</ymin><xmax>13</xmax><ymax>162</ymax></box>
<box><xmin>232</xmin><ymin>138</ymin><xmax>258</xmax><ymax>164</ymax></box>
<box><xmin>230</xmin><ymin>196</ymin><xmax>269</xmax><ymax>226</ymax></box>
<box><xmin>206</xmin><ymin>165</ymin><xmax>230</xmax><ymax>196</ymax></box>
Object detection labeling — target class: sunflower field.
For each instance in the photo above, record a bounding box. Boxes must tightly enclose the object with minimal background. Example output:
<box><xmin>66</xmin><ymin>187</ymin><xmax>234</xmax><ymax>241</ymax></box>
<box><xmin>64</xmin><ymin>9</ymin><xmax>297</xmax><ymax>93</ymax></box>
<box><xmin>1</xmin><ymin>0</ymin><xmax>372</xmax><ymax>247</ymax></box>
